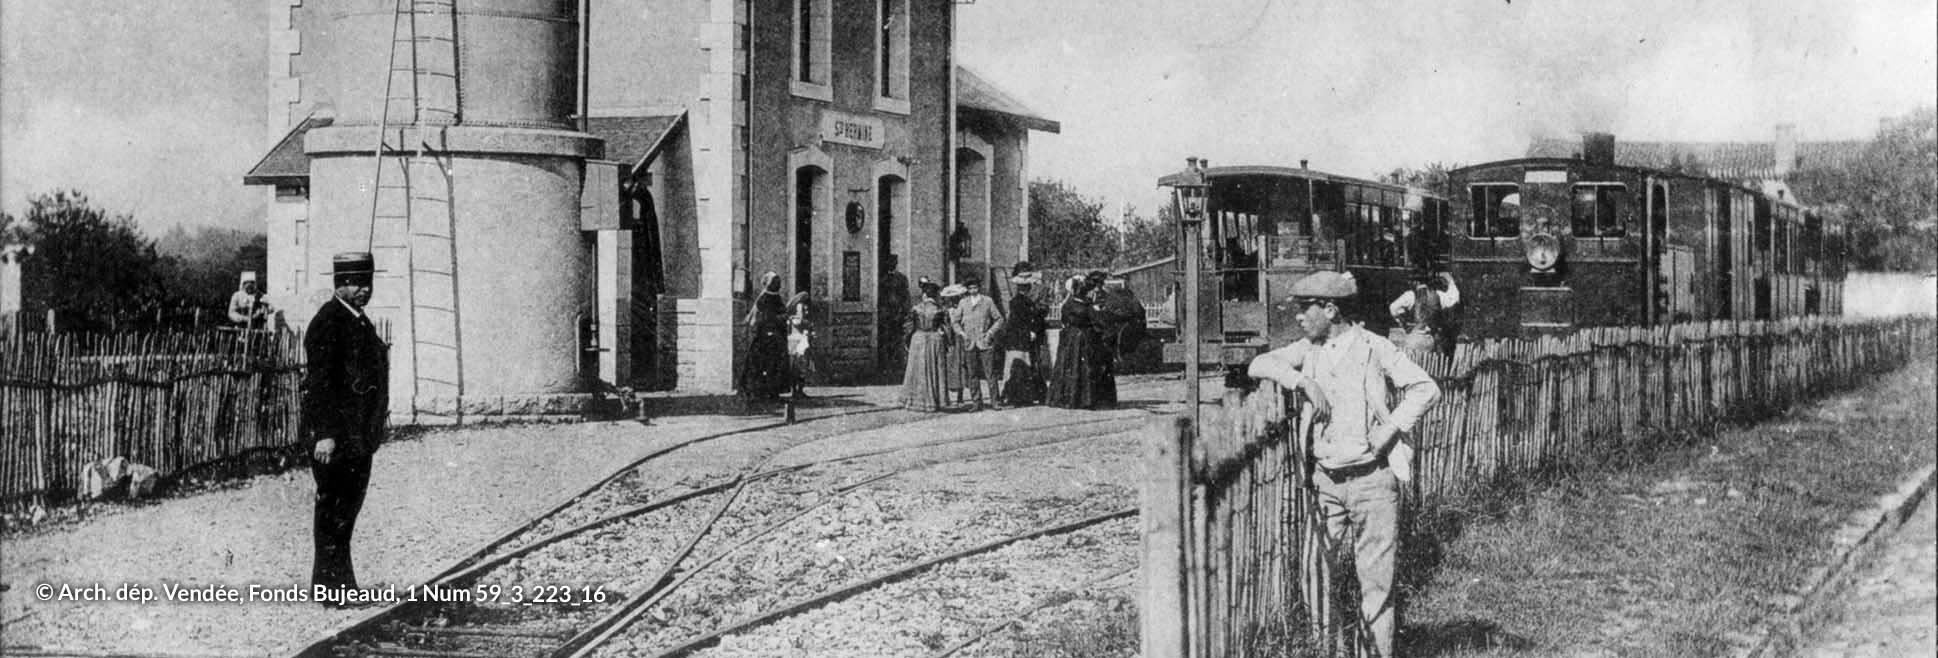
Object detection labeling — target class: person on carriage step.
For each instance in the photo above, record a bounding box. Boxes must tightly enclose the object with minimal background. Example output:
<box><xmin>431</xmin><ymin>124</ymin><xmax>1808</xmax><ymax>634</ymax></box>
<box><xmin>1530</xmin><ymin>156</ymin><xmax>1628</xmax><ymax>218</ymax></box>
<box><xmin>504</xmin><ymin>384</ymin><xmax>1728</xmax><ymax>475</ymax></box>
<box><xmin>1247</xmin><ymin>270</ymin><xmax>1440</xmax><ymax>658</ymax></box>
<box><xmin>1389</xmin><ymin>270</ymin><xmax>1460</xmax><ymax>358</ymax></box>
<box><xmin>301</xmin><ymin>252</ymin><xmax>389</xmax><ymax>606</ymax></box>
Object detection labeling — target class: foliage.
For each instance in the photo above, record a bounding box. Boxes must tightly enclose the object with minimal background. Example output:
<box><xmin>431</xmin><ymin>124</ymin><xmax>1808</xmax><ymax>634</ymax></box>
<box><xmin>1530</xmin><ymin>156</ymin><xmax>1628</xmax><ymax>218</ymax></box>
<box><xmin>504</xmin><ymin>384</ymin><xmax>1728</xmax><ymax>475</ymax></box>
<box><xmin>3</xmin><ymin>191</ymin><xmax>270</xmax><ymax>330</ymax></box>
<box><xmin>1790</xmin><ymin>107</ymin><xmax>1938</xmax><ymax>272</ymax></box>
<box><xmin>1378</xmin><ymin>162</ymin><xmax>1457</xmax><ymax>197</ymax></box>
<box><xmin>1028</xmin><ymin>179</ymin><xmax>1121</xmax><ymax>269</ymax></box>
<box><xmin>154</xmin><ymin>226</ymin><xmax>270</xmax><ymax>309</ymax></box>
<box><xmin>1115</xmin><ymin>204</ymin><xmax>1178</xmax><ymax>268</ymax></box>
<box><xmin>5</xmin><ymin>191</ymin><xmax>166</xmax><ymax>331</ymax></box>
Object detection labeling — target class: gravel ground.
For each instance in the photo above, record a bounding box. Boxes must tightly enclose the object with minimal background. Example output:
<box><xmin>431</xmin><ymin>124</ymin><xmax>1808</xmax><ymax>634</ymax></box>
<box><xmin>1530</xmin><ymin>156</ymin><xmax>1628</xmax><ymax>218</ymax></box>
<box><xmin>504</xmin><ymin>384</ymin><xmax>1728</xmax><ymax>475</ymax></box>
<box><xmin>0</xmin><ymin>386</ymin><xmax>924</xmax><ymax>656</ymax></box>
<box><xmin>1</xmin><ymin>377</ymin><xmax>1194</xmax><ymax>656</ymax></box>
<box><xmin>1797</xmin><ymin>493</ymin><xmax>1938</xmax><ymax>658</ymax></box>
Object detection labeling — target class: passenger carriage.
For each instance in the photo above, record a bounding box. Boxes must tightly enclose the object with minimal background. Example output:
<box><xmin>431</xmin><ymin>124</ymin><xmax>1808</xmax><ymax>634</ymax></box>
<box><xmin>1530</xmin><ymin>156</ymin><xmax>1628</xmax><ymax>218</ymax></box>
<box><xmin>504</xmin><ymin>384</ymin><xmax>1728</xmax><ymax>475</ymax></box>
<box><xmin>1151</xmin><ymin>163</ymin><xmax>1450</xmax><ymax>365</ymax></box>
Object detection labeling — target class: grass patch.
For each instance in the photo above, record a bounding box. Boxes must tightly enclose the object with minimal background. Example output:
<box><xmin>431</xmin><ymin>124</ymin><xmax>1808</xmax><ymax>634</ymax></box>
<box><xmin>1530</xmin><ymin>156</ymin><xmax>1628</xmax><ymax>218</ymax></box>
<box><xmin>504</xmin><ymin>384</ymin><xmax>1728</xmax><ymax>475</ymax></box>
<box><xmin>1400</xmin><ymin>359</ymin><xmax>1936</xmax><ymax>657</ymax></box>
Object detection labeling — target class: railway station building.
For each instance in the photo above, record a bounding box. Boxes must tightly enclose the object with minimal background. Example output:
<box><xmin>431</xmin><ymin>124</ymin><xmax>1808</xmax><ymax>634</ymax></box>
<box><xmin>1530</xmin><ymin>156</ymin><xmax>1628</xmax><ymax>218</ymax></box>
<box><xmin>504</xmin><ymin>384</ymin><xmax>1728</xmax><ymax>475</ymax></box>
<box><xmin>246</xmin><ymin>0</ymin><xmax>1058</xmax><ymax>420</ymax></box>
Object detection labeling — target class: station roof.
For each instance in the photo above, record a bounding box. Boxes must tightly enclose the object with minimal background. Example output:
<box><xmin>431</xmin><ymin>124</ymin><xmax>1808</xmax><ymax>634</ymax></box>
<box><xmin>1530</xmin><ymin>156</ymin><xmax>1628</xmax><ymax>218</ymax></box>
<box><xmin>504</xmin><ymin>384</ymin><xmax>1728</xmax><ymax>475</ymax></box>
<box><xmin>957</xmin><ymin>66</ymin><xmax>1060</xmax><ymax>134</ymax></box>
<box><xmin>242</xmin><ymin>112</ymin><xmax>332</xmax><ymax>186</ymax></box>
<box><xmin>584</xmin><ymin>112</ymin><xmax>686</xmax><ymax>174</ymax></box>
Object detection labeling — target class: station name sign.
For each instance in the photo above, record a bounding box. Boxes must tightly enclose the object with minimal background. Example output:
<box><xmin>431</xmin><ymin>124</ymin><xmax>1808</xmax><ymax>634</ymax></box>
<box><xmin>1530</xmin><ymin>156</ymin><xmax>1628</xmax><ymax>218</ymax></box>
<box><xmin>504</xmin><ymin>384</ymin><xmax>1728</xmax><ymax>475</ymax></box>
<box><xmin>821</xmin><ymin>111</ymin><xmax>885</xmax><ymax>149</ymax></box>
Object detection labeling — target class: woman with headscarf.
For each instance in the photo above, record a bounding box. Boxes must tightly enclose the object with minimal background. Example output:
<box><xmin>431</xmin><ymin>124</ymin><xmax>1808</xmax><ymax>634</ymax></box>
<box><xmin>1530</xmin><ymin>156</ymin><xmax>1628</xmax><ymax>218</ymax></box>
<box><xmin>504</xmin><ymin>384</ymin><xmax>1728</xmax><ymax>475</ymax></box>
<box><xmin>1046</xmin><ymin>275</ymin><xmax>1114</xmax><ymax>409</ymax></box>
<box><xmin>784</xmin><ymin>292</ymin><xmax>815</xmax><ymax>398</ymax></box>
<box><xmin>902</xmin><ymin>277</ymin><xmax>950</xmax><ymax>412</ymax></box>
<box><xmin>739</xmin><ymin>271</ymin><xmax>790</xmax><ymax>400</ymax></box>
<box><xmin>998</xmin><ymin>265</ymin><xmax>1047</xmax><ymax>407</ymax></box>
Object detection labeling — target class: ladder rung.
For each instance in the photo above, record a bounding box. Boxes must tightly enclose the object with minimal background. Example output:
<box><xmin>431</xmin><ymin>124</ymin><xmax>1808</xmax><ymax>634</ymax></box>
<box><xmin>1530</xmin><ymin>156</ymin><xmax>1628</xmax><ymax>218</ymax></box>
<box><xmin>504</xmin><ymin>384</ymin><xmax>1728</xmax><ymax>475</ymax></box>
<box><xmin>415</xmin><ymin>376</ymin><xmax>461</xmax><ymax>387</ymax></box>
<box><xmin>415</xmin><ymin>339</ymin><xmax>458</xmax><ymax>350</ymax></box>
<box><xmin>411</xmin><ymin>36</ymin><xmax>457</xmax><ymax>43</ymax></box>
<box><xmin>417</xmin><ymin>71</ymin><xmax>459</xmax><ymax>79</ymax></box>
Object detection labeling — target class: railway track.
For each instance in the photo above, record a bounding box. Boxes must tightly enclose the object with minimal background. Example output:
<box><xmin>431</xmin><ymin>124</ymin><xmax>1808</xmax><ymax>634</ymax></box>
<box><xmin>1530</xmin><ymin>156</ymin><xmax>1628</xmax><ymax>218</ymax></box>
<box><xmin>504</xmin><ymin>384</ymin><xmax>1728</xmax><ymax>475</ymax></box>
<box><xmin>295</xmin><ymin>406</ymin><xmax>1156</xmax><ymax>658</ymax></box>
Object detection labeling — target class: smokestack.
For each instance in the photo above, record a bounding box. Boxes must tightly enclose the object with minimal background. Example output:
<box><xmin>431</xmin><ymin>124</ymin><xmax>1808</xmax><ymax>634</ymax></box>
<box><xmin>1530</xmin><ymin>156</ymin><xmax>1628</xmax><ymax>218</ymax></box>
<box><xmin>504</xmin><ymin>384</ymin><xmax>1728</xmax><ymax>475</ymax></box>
<box><xmin>1774</xmin><ymin>124</ymin><xmax>1798</xmax><ymax>178</ymax></box>
<box><xmin>1582</xmin><ymin>132</ymin><xmax>1616</xmax><ymax>166</ymax></box>
<box><xmin>1300</xmin><ymin>159</ymin><xmax>1308</xmax><ymax>170</ymax></box>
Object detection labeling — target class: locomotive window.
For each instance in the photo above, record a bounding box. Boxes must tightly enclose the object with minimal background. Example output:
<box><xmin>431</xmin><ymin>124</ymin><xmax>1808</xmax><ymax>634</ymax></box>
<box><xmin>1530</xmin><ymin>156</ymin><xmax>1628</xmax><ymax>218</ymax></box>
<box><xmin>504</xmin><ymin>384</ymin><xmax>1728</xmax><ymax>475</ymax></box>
<box><xmin>1571</xmin><ymin>185</ymin><xmax>1626</xmax><ymax>238</ymax></box>
<box><xmin>1469</xmin><ymin>185</ymin><xmax>1520</xmax><ymax>238</ymax></box>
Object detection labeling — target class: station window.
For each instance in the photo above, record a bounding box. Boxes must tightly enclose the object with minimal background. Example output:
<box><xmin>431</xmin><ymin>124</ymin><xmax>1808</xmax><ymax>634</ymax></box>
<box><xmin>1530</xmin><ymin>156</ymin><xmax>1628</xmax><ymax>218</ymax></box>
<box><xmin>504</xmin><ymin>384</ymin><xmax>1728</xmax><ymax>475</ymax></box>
<box><xmin>1571</xmin><ymin>184</ymin><xmax>1626</xmax><ymax>237</ymax></box>
<box><xmin>1469</xmin><ymin>184</ymin><xmax>1520</xmax><ymax>238</ymax></box>
<box><xmin>792</xmin><ymin>0</ymin><xmax>831</xmax><ymax>101</ymax></box>
<box><xmin>875</xmin><ymin>0</ymin><xmax>910</xmax><ymax>112</ymax></box>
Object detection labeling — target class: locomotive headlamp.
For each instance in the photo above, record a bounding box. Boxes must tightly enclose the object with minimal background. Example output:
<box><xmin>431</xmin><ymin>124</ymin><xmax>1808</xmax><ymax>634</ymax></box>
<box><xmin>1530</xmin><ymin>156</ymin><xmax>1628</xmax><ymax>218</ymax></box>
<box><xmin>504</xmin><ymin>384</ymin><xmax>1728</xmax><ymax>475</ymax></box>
<box><xmin>1526</xmin><ymin>233</ymin><xmax>1561</xmax><ymax>272</ymax></box>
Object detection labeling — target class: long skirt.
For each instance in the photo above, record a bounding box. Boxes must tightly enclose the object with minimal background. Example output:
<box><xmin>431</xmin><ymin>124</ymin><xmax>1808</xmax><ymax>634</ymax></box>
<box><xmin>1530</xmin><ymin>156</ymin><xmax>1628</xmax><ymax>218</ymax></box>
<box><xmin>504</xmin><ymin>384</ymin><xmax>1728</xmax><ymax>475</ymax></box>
<box><xmin>740</xmin><ymin>326</ymin><xmax>790</xmax><ymax>399</ymax></box>
<box><xmin>941</xmin><ymin>333</ymin><xmax>966</xmax><ymax>391</ymax></box>
<box><xmin>1046</xmin><ymin>329</ymin><xmax>1115</xmax><ymax>410</ymax></box>
<box><xmin>999</xmin><ymin>348</ymin><xmax>1045</xmax><ymax>406</ymax></box>
<box><xmin>902</xmin><ymin>330</ymin><xmax>949</xmax><ymax>412</ymax></box>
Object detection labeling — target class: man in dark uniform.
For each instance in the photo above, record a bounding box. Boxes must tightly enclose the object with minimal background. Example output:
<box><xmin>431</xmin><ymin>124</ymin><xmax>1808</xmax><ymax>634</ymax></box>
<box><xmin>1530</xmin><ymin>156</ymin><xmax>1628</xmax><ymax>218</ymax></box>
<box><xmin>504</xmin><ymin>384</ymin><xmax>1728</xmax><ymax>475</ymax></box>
<box><xmin>876</xmin><ymin>254</ymin><xmax>911</xmax><ymax>381</ymax></box>
<box><xmin>302</xmin><ymin>252</ymin><xmax>389</xmax><ymax>604</ymax></box>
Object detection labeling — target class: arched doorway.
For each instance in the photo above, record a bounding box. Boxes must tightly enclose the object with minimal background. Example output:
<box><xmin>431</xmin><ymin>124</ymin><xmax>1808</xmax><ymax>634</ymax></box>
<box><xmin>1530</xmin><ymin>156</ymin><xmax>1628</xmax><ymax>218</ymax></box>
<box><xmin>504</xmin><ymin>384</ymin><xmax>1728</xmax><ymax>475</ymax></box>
<box><xmin>794</xmin><ymin>166</ymin><xmax>828</xmax><ymax>296</ymax></box>
<box><xmin>953</xmin><ymin>146</ymin><xmax>991</xmax><ymax>279</ymax></box>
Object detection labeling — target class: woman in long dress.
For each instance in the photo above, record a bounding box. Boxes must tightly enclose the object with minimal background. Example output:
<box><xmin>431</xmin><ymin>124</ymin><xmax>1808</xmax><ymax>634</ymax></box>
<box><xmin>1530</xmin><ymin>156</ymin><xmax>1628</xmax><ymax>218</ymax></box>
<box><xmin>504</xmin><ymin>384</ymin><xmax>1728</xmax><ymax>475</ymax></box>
<box><xmin>739</xmin><ymin>271</ymin><xmax>790</xmax><ymax>400</ymax></box>
<box><xmin>998</xmin><ymin>270</ymin><xmax>1047</xmax><ymax>406</ymax></box>
<box><xmin>1046</xmin><ymin>276</ymin><xmax>1114</xmax><ymax>410</ymax></box>
<box><xmin>901</xmin><ymin>278</ymin><xmax>950</xmax><ymax>412</ymax></box>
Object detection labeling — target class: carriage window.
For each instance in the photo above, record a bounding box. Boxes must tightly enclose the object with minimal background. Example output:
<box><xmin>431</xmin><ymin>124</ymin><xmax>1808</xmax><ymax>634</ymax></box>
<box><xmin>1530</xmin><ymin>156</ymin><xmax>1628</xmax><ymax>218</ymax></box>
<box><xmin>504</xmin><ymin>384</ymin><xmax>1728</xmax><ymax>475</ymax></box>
<box><xmin>1571</xmin><ymin>185</ymin><xmax>1626</xmax><ymax>237</ymax></box>
<box><xmin>1469</xmin><ymin>185</ymin><xmax>1520</xmax><ymax>238</ymax></box>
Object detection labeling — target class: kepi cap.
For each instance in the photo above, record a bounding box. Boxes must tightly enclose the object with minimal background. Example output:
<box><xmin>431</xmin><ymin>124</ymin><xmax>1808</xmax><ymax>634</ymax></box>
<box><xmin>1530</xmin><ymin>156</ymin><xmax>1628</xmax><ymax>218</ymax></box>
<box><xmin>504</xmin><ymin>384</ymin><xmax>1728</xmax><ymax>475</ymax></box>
<box><xmin>239</xmin><ymin>271</ymin><xmax>257</xmax><ymax>284</ymax></box>
<box><xmin>1288</xmin><ymin>271</ymin><xmax>1357</xmax><ymax>300</ymax></box>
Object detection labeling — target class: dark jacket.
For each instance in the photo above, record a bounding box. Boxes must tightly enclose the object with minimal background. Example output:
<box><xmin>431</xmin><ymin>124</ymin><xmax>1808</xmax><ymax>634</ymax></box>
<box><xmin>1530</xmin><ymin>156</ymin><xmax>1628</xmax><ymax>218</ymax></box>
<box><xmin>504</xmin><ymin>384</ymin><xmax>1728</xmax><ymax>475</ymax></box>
<box><xmin>302</xmin><ymin>298</ymin><xmax>389</xmax><ymax>457</ymax></box>
<box><xmin>1001</xmin><ymin>293</ymin><xmax>1047</xmax><ymax>352</ymax></box>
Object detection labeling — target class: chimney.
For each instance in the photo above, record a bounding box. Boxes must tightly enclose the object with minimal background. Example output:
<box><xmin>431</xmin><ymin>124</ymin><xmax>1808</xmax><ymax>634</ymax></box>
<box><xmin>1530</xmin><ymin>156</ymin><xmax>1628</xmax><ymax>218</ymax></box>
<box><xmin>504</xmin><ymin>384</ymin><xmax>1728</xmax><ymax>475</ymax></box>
<box><xmin>1774</xmin><ymin>124</ymin><xmax>1798</xmax><ymax>178</ymax></box>
<box><xmin>1300</xmin><ymin>159</ymin><xmax>1309</xmax><ymax>170</ymax></box>
<box><xmin>1582</xmin><ymin>132</ymin><xmax>1616</xmax><ymax>166</ymax></box>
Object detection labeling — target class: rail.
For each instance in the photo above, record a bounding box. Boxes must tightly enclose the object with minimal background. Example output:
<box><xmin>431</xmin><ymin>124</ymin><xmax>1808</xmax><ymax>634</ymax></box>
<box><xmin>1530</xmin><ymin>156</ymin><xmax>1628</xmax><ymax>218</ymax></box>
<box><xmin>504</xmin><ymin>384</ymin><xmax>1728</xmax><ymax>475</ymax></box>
<box><xmin>1140</xmin><ymin>315</ymin><xmax>1935</xmax><ymax>657</ymax></box>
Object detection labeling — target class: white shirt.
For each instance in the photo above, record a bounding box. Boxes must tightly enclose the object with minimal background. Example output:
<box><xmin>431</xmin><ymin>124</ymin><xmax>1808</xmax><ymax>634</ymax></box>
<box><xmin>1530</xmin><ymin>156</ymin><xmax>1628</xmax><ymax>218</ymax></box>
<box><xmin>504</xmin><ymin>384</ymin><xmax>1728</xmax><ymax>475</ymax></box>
<box><xmin>1388</xmin><ymin>276</ymin><xmax>1461</xmax><ymax>319</ymax></box>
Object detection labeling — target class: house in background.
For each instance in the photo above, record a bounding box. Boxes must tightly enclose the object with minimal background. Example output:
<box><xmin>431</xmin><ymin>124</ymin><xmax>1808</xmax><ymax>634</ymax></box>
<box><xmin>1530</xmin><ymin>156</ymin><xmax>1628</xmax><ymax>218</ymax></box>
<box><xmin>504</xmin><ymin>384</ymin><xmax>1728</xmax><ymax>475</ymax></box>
<box><xmin>1525</xmin><ymin>124</ymin><xmax>1868</xmax><ymax>205</ymax></box>
<box><xmin>245</xmin><ymin>0</ymin><xmax>1057</xmax><ymax>419</ymax></box>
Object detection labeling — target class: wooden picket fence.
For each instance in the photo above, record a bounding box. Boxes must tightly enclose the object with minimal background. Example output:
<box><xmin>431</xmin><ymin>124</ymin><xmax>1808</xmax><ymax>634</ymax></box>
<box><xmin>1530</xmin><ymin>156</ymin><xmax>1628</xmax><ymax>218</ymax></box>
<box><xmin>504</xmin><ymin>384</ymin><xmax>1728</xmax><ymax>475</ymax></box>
<box><xmin>0</xmin><ymin>329</ymin><xmax>306</xmax><ymax>512</ymax></box>
<box><xmin>1140</xmin><ymin>315</ymin><xmax>1935</xmax><ymax>658</ymax></box>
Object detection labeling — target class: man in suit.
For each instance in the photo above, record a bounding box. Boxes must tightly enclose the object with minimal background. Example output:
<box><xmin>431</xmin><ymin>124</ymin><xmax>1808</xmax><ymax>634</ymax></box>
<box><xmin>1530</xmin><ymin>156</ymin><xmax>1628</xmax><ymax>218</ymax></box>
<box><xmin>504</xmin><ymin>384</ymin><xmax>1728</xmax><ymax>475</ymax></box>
<box><xmin>955</xmin><ymin>274</ymin><xmax>1005</xmax><ymax>410</ymax></box>
<box><xmin>302</xmin><ymin>252</ymin><xmax>389</xmax><ymax>604</ymax></box>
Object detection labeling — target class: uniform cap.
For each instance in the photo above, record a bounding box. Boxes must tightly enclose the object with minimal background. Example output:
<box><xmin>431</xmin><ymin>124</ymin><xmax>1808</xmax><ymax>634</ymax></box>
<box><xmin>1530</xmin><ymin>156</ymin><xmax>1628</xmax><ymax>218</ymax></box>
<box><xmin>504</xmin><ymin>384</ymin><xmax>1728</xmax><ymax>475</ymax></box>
<box><xmin>1288</xmin><ymin>271</ymin><xmax>1358</xmax><ymax>300</ymax></box>
<box><xmin>239</xmin><ymin>271</ymin><xmax>257</xmax><ymax>284</ymax></box>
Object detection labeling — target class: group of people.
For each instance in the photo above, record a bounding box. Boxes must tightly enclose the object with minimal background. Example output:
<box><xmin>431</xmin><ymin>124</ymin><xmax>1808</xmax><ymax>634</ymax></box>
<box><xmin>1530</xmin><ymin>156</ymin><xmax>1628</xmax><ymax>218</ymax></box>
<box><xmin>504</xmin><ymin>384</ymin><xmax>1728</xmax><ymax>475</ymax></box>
<box><xmin>739</xmin><ymin>271</ymin><xmax>817</xmax><ymax>401</ymax></box>
<box><xmin>900</xmin><ymin>264</ymin><xmax>1136</xmax><ymax>413</ymax></box>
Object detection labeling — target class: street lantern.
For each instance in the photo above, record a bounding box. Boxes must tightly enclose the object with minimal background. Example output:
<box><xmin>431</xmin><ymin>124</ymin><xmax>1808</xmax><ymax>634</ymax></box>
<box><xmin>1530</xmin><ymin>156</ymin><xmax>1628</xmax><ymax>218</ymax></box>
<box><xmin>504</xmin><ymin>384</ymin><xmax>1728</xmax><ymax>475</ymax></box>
<box><xmin>1165</xmin><ymin>157</ymin><xmax>1210</xmax><ymax>426</ymax></box>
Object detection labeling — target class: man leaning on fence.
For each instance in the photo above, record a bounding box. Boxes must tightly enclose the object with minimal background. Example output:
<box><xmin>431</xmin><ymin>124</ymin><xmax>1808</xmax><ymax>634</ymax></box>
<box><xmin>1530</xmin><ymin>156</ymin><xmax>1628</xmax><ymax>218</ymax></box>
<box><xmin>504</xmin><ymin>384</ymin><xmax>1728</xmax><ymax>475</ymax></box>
<box><xmin>1247</xmin><ymin>270</ymin><xmax>1440</xmax><ymax>658</ymax></box>
<box><xmin>301</xmin><ymin>252</ymin><xmax>389</xmax><ymax>606</ymax></box>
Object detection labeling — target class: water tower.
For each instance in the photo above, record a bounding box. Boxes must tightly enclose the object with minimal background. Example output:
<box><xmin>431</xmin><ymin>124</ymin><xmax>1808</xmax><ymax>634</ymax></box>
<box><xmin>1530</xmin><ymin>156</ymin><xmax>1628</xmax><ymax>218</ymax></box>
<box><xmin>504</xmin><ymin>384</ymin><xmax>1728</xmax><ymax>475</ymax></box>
<box><xmin>302</xmin><ymin>0</ymin><xmax>600</xmax><ymax>419</ymax></box>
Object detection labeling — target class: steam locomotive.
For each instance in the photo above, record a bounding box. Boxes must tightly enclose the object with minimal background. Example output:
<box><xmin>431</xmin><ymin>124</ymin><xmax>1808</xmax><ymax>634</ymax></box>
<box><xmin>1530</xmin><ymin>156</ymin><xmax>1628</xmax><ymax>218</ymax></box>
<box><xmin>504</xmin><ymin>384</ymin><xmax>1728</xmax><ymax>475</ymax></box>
<box><xmin>1447</xmin><ymin>134</ymin><xmax>1845</xmax><ymax>336</ymax></box>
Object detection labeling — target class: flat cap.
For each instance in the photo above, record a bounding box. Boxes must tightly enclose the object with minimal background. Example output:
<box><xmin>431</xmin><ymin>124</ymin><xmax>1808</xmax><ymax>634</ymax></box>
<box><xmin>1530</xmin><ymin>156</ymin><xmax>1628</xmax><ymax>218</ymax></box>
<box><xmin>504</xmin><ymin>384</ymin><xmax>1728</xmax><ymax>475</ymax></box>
<box><xmin>1288</xmin><ymin>271</ymin><xmax>1358</xmax><ymax>300</ymax></box>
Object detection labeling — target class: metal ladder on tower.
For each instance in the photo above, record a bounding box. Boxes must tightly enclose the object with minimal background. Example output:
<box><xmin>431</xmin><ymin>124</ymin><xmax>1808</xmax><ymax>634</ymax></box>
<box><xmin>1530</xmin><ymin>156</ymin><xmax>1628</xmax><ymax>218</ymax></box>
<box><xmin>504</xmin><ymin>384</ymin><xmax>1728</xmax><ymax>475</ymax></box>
<box><xmin>366</xmin><ymin>0</ymin><xmax>464</xmax><ymax>417</ymax></box>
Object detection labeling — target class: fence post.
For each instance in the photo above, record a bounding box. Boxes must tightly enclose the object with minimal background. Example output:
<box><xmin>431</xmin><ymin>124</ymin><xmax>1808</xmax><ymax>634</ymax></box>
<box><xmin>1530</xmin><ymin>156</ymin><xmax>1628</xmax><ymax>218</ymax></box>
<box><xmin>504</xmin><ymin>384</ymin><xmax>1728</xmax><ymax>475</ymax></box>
<box><xmin>1142</xmin><ymin>415</ymin><xmax>1192</xmax><ymax>658</ymax></box>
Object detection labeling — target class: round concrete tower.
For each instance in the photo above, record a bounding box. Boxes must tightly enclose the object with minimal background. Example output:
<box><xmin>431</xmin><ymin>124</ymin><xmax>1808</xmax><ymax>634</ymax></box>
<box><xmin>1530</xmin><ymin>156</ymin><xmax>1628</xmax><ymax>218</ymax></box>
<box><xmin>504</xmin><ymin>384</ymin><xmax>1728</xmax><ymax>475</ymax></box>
<box><xmin>302</xmin><ymin>0</ymin><xmax>599</xmax><ymax>420</ymax></box>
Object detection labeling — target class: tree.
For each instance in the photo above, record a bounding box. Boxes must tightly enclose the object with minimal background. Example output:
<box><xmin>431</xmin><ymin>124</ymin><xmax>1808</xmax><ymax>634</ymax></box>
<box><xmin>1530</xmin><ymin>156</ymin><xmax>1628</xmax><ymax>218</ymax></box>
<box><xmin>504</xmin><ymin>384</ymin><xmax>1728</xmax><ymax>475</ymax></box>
<box><xmin>1117</xmin><ymin>204</ymin><xmax>1179</xmax><ymax>268</ymax></box>
<box><xmin>1028</xmin><ymin>179</ymin><xmax>1120</xmax><ymax>268</ymax></box>
<box><xmin>154</xmin><ymin>226</ymin><xmax>270</xmax><ymax>309</ymax></box>
<box><xmin>1790</xmin><ymin>107</ymin><xmax>1938</xmax><ymax>271</ymax></box>
<box><xmin>1377</xmin><ymin>162</ymin><xmax>1456</xmax><ymax>197</ymax></box>
<box><xmin>9</xmin><ymin>191</ymin><xmax>167</xmax><ymax>330</ymax></box>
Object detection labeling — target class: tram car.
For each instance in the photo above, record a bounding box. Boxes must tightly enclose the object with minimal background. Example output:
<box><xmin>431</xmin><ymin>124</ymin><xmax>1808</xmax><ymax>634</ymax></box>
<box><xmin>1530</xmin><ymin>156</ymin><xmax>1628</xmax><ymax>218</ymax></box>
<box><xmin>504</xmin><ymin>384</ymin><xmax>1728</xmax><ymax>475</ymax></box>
<box><xmin>1153</xmin><ymin>162</ymin><xmax>1450</xmax><ymax>365</ymax></box>
<box><xmin>1447</xmin><ymin>134</ymin><xmax>1847</xmax><ymax>337</ymax></box>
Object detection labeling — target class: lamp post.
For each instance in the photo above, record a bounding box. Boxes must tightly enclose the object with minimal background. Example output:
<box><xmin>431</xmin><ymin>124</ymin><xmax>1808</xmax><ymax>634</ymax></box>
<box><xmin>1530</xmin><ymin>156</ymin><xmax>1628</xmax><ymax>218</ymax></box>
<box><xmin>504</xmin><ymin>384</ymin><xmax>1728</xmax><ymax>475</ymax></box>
<box><xmin>1167</xmin><ymin>157</ymin><xmax>1209</xmax><ymax>425</ymax></box>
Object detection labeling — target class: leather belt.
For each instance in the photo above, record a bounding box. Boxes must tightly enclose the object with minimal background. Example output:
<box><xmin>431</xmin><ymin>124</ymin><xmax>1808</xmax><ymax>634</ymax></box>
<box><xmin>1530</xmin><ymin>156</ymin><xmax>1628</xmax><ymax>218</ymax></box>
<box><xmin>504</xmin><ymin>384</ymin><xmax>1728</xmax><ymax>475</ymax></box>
<box><xmin>1319</xmin><ymin>460</ymin><xmax>1385</xmax><ymax>482</ymax></box>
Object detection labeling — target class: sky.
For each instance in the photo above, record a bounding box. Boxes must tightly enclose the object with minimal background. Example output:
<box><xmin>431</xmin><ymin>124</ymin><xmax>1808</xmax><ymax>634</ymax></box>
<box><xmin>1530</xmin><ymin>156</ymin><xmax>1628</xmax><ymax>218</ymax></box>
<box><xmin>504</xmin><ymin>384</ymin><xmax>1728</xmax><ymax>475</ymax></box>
<box><xmin>2</xmin><ymin>0</ymin><xmax>1933</xmax><ymax>235</ymax></box>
